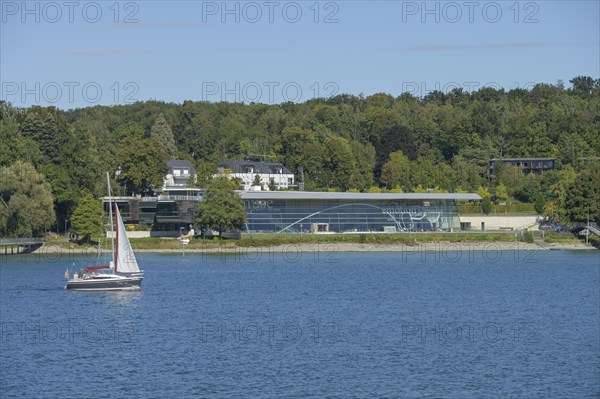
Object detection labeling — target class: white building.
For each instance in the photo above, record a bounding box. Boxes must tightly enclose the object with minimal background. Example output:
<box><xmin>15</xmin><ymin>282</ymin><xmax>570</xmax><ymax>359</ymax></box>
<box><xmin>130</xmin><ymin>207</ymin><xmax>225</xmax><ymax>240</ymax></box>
<box><xmin>163</xmin><ymin>160</ymin><xmax>196</xmax><ymax>189</ymax></box>
<box><xmin>218</xmin><ymin>160</ymin><xmax>295</xmax><ymax>191</ymax></box>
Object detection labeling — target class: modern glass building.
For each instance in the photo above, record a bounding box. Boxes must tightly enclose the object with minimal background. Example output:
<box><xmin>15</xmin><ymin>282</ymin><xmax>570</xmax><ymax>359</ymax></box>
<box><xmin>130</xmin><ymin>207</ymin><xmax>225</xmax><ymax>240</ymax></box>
<box><xmin>104</xmin><ymin>190</ymin><xmax>480</xmax><ymax>235</ymax></box>
<box><xmin>240</xmin><ymin>192</ymin><xmax>480</xmax><ymax>233</ymax></box>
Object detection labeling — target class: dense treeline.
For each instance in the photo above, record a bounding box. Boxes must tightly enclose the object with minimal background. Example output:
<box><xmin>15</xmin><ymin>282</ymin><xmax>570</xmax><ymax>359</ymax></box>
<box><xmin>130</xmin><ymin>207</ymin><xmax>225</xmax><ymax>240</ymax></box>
<box><xmin>0</xmin><ymin>76</ymin><xmax>599</xmax><ymax>235</ymax></box>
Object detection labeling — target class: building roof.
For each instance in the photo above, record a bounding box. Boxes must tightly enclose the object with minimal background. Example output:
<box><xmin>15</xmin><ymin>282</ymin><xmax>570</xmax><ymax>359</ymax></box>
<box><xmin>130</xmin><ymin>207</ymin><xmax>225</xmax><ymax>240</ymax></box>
<box><xmin>239</xmin><ymin>191</ymin><xmax>481</xmax><ymax>201</ymax></box>
<box><xmin>167</xmin><ymin>160</ymin><xmax>196</xmax><ymax>174</ymax></box>
<box><xmin>219</xmin><ymin>160</ymin><xmax>292</xmax><ymax>175</ymax></box>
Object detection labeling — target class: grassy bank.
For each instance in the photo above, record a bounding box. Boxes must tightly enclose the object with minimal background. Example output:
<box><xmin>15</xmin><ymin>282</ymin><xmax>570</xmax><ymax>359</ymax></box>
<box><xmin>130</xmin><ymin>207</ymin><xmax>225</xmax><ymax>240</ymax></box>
<box><xmin>237</xmin><ymin>232</ymin><xmax>517</xmax><ymax>247</ymax></box>
<box><xmin>41</xmin><ymin>231</ymin><xmax>595</xmax><ymax>252</ymax></box>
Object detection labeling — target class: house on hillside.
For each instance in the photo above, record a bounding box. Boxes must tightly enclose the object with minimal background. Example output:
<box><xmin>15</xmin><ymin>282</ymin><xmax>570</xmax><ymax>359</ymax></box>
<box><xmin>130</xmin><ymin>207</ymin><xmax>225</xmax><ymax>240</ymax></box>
<box><xmin>218</xmin><ymin>160</ymin><xmax>295</xmax><ymax>191</ymax></box>
<box><xmin>163</xmin><ymin>160</ymin><xmax>197</xmax><ymax>189</ymax></box>
<box><xmin>488</xmin><ymin>158</ymin><xmax>559</xmax><ymax>179</ymax></box>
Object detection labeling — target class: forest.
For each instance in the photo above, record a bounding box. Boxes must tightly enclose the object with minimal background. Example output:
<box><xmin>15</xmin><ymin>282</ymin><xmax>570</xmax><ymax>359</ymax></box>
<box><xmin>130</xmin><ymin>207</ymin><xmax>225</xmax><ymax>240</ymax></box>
<box><xmin>0</xmin><ymin>76</ymin><xmax>599</xmax><ymax>237</ymax></box>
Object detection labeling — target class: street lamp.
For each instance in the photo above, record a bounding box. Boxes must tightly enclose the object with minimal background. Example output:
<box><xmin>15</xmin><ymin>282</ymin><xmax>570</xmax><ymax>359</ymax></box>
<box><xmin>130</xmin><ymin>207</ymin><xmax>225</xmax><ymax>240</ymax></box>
<box><xmin>64</xmin><ymin>219</ymin><xmax>69</xmax><ymax>236</ymax></box>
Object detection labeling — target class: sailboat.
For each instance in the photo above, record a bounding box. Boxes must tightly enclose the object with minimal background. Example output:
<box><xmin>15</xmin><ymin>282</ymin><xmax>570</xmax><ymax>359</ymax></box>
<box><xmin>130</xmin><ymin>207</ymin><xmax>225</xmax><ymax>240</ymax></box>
<box><xmin>65</xmin><ymin>173</ymin><xmax>144</xmax><ymax>290</ymax></box>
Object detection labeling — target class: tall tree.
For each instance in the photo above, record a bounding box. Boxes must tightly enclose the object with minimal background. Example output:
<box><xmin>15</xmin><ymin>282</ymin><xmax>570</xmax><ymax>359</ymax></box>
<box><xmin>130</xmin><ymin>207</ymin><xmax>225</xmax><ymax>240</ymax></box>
<box><xmin>116</xmin><ymin>138</ymin><xmax>169</xmax><ymax>195</ymax></box>
<box><xmin>150</xmin><ymin>113</ymin><xmax>177</xmax><ymax>159</ymax></box>
<box><xmin>69</xmin><ymin>194</ymin><xmax>104</xmax><ymax>242</ymax></box>
<box><xmin>197</xmin><ymin>176</ymin><xmax>247</xmax><ymax>236</ymax></box>
<box><xmin>564</xmin><ymin>162</ymin><xmax>600</xmax><ymax>222</ymax></box>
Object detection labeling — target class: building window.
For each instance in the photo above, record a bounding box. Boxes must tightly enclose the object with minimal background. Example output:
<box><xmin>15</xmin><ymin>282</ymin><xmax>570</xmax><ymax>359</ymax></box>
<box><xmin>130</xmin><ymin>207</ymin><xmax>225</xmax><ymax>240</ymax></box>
<box><xmin>183</xmin><ymin>170</ymin><xmax>189</xmax><ymax>175</ymax></box>
<box><xmin>174</xmin><ymin>169</ymin><xmax>181</xmax><ymax>176</ymax></box>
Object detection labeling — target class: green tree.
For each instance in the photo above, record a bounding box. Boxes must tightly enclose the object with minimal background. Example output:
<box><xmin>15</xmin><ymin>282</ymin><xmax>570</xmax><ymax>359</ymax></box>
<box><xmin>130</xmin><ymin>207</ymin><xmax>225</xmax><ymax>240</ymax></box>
<box><xmin>476</xmin><ymin>186</ymin><xmax>490</xmax><ymax>200</ymax></box>
<box><xmin>534</xmin><ymin>192</ymin><xmax>546</xmax><ymax>214</ymax></box>
<box><xmin>349</xmin><ymin>140</ymin><xmax>375</xmax><ymax>190</ymax></box>
<box><xmin>543</xmin><ymin>201</ymin><xmax>560</xmax><ymax>222</ymax></box>
<box><xmin>564</xmin><ymin>162</ymin><xmax>600</xmax><ymax>222</ymax></box>
<box><xmin>115</xmin><ymin>121</ymin><xmax>145</xmax><ymax>143</ymax></box>
<box><xmin>69</xmin><ymin>194</ymin><xmax>104</xmax><ymax>242</ymax></box>
<box><xmin>381</xmin><ymin>151</ymin><xmax>412</xmax><ymax>190</ymax></box>
<box><xmin>0</xmin><ymin>106</ymin><xmax>41</xmax><ymax>167</ymax></box>
<box><xmin>413</xmin><ymin>156</ymin><xmax>455</xmax><ymax>191</ymax></box>
<box><xmin>20</xmin><ymin>109</ymin><xmax>65</xmax><ymax>164</ymax></box>
<box><xmin>452</xmin><ymin>155</ymin><xmax>484</xmax><ymax>192</ymax></box>
<box><xmin>197</xmin><ymin>176</ymin><xmax>247</xmax><ymax>236</ymax></box>
<box><xmin>0</xmin><ymin>161</ymin><xmax>55</xmax><ymax>237</ymax></box>
<box><xmin>324</xmin><ymin>136</ymin><xmax>356</xmax><ymax>191</ymax></box>
<box><xmin>150</xmin><ymin>113</ymin><xmax>177</xmax><ymax>159</ymax></box>
<box><xmin>116</xmin><ymin>138</ymin><xmax>169</xmax><ymax>195</ymax></box>
<box><xmin>481</xmin><ymin>196</ymin><xmax>492</xmax><ymax>215</ymax></box>
<box><xmin>495</xmin><ymin>183</ymin><xmax>508</xmax><ymax>202</ymax></box>
<box><xmin>569</xmin><ymin>76</ymin><xmax>598</xmax><ymax>96</ymax></box>
<box><xmin>192</xmin><ymin>161</ymin><xmax>218</xmax><ymax>188</ymax></box>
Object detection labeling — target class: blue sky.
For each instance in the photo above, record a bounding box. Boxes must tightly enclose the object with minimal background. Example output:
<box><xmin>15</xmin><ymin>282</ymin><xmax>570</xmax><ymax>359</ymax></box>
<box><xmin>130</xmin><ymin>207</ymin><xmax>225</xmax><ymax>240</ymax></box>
<box><xmin>1</xmin><ymin>0</ymin><xmax>598</xmax><ymax>109</ymax></box>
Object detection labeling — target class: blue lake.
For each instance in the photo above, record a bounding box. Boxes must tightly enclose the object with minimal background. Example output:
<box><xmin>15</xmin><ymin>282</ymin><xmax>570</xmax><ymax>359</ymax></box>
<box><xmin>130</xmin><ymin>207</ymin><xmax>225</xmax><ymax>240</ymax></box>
<box><xmin>1</xmin><ymin>249</ymin><xmax>599</xmax><ymax>398</ymax></box>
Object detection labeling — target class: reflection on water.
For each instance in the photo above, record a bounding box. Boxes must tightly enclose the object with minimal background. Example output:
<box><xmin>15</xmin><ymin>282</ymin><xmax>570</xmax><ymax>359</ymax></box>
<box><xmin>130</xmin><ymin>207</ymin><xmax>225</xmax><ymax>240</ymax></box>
<box><xmin>105</xmin><ymin>290</ymin><xmax>143</xmax><ymax>305</ymax></box>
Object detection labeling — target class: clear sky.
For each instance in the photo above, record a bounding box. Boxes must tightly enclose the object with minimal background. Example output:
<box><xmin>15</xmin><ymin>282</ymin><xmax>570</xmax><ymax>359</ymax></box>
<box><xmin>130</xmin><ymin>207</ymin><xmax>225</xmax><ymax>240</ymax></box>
<box><xmin>1</xmin><ymin>0</ymin><xmax>598</xmax><ymax>109</ymax></box>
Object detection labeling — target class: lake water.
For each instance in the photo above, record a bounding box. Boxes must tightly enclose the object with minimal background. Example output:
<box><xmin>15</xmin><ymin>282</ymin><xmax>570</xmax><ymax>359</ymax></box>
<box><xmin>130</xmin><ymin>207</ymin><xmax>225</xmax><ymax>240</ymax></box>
<box><xmin>1</xmin><ymin>248</ymin><xmax>599</xmax><ymax>398</ymax></box>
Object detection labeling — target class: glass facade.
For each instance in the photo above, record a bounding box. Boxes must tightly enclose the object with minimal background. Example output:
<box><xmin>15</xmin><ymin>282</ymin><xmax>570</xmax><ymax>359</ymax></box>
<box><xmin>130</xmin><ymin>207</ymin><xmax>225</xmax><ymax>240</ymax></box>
<box><xmin>244</xmin><ymin>198</ymin><xmax>461</xmax><ymax>233</ymax></box>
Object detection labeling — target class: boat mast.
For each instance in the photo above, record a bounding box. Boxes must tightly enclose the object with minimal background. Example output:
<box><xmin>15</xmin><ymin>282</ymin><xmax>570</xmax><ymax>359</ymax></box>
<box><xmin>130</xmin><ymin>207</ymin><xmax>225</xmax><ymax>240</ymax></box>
<box><xmin>106</xmin><ymin>172</ymin><xmax>115</xmax><ymax>270</ymax></box>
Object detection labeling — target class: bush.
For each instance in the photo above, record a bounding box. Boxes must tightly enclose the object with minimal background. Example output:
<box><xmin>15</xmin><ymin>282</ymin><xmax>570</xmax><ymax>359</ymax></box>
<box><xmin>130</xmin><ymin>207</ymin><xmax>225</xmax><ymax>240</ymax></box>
<box><xmin>518</xmin><ymin>231</ymin><xmax>534</xmax><ymax>243</ymax></box>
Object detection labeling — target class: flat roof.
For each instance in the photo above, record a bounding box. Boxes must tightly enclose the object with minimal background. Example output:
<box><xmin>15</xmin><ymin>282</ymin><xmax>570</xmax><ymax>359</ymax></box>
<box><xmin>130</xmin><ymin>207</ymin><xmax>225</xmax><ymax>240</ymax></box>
<box><xmin>239</xmin><ymin>191</ymin><xmax>481</xmax><ymax>201</ymax></box>
<box><xmin>103</xmin><ymin>191</ymin><xmax>481</xmax><ymax>202</ymax></box>
<box><xmin>490</xmin><ymin>158</ymin><xmax>556</xmax><ymax>161</ymax></box>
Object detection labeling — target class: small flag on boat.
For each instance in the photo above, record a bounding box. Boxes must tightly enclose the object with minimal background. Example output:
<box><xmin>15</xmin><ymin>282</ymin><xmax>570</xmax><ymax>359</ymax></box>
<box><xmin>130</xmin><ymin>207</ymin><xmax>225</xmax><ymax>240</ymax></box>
<box><xmin>65</xmin><ymin>269</ymin><xmax>69</xmax><ymax>280</ymax></box>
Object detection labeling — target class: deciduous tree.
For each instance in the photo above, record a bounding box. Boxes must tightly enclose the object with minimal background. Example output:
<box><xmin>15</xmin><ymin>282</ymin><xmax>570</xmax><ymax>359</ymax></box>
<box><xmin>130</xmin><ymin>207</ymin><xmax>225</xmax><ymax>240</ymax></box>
<box><xmin>69</xmin><ymin>194</ymin><xmax>104</xmax><ymax>242</ymax></box>
<box><xmin>116</xmin><ymin>138</ymin><xmax>168</xmax><ymax>195</ymax></box>
<box><xmin>197</xmin><ymin>176</ymin><xmax>247</xmax><ymax>236</ymax></box>
<box><xmin>0</xmin><ymin>162</ymin><xmax>55</xmax><ymax>237</ymax></box>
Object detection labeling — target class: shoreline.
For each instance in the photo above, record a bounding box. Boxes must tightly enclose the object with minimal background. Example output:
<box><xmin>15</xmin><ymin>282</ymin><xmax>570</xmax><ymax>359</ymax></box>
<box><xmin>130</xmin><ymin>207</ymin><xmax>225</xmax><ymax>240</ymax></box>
<box><xmin>31</xmin><ymin>241</ymin><xmax>596</xmax><ymax>254</ymax></box>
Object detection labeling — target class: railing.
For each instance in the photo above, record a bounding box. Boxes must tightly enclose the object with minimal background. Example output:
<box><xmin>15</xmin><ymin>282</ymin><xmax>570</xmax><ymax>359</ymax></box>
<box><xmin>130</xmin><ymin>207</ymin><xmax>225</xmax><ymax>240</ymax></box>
<box><xmin>103</xmin><ymin>195</ymin><xmax>203</xmax><ymax>202</ymax></box>
<box><xmin>157</xmin><ymin>195</ymin><xmax>202</xmax><ymax>201</ymax></box>
<box><xmin>0</xmin><ymin>238</ymin><xmax>44</xmax><ymax>246</ymax></box>
<box><xmin>571</xmin><ymin>223</ymin><xmax>600</xmax><ymax>238</ymax></box>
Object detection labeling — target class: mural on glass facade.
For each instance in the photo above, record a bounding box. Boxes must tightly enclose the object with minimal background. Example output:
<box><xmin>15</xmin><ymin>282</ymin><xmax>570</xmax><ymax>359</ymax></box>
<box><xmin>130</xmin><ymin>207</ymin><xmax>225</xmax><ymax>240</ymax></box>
<box><xmin>244</xmin><ymin>199</ymin><xmax>461</xmax><ymax>233</ymax></box>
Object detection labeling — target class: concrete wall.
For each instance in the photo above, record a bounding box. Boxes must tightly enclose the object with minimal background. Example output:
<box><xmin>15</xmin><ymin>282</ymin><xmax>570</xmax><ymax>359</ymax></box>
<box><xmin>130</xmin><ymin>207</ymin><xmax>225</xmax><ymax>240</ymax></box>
<box><xmin>106</xmin><ymin>231</ymin><xmax>191</xmax><ymax>238</ymax></box>
<box><xmin>459</xmin><ymin>215</ymin><xmax>540</xmax><ymax>231</ymax></box>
